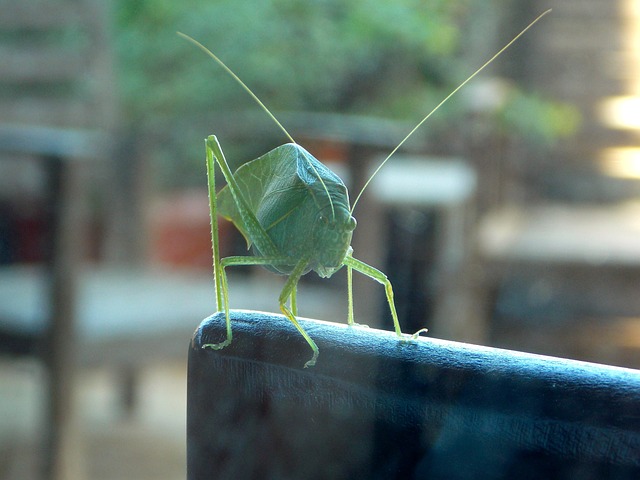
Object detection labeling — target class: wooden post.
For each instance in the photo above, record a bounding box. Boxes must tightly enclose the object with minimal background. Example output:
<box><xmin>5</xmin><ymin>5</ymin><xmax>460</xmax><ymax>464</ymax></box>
<box><xmin>42</xmin><ymin>156</ymin><xmax>85</xmax><ymax>480</ymax></box>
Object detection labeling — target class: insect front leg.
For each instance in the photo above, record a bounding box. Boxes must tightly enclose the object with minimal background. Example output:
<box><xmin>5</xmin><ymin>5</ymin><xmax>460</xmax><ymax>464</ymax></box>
<box><xmin>278</xmin><ymin>257</ymin><xmax>319</xmax><ymax>368</ymax></box>
<box><xmin>343</xmin><ymin>254</ymin><xmax>402</xmax><ymax>337</ymax></box>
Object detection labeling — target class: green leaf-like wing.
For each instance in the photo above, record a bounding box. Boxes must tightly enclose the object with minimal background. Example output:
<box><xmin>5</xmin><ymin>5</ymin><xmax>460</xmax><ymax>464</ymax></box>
<box><xmin>217</xmin><ymin>143</ymin><xmax>318</xmax><ymax>249</ymax></box>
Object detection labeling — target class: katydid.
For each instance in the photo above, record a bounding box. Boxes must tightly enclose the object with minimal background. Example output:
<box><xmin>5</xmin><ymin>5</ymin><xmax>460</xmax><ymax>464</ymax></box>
<box><xmin>178</xmin><ymin>9</ymin><xmax>550</xmax><ymax>368</ymax></box>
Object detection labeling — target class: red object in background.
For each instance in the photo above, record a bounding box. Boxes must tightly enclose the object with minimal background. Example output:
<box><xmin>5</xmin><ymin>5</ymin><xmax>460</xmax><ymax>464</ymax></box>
<box><xmin>14</xmin><ymin>210</ymin><xmax>47</xmax><ymax>262</ymax></box>
<box><xmin>302</xmin><ymin>138</ymin><xmax>348</xmax><ymax>165</ymax></box>
<box><xmin>150</xmin><ymin>190</ymin><xmax>231</xmax><ymax>270</ymax></box>
<box><xmin>0</xmin><ymin>200</ymin><xmax>48</xmax><ymax>264</ymax></box>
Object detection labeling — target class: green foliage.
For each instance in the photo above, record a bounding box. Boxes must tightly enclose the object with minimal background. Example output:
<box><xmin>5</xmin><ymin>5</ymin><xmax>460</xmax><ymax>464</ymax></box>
<box><xmin>499</xmin><ymin>91</ymin><xmax>581</xmax><ymax>147</ymax></box>
<box><xmin>113</xmin><ymin>0</ymin><xmax>578</xmax><ymax>187</ymax></box>
<box><xmin>115</xmin><ymin>0</ymin><xmax>468</xmax><ymax>120</ymax></box>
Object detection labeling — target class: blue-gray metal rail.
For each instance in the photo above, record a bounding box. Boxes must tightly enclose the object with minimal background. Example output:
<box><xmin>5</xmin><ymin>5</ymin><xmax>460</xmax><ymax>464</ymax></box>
<box><xmin>188</xmin><ymin>311</ymin><xmax>640</xmax><ymax>479</ymax></box>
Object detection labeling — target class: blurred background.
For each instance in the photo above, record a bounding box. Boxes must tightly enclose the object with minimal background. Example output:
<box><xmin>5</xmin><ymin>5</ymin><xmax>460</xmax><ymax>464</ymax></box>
<box><xmin>1</xmin><ymin>0</ymin><xmax>639</xmax><ymax>478</ymax></box>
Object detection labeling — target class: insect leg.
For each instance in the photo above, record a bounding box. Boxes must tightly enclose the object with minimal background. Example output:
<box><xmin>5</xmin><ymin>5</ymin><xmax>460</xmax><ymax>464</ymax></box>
<box><xmin>201</xmin><ymin>255</ymin><xmax>289</xmax><ymax>351</ymax></box>
<box><xmin>206</xmin><ymin>135</ymin><xmax>280</xmax><ymax>258</ymax></box>
<box><xmin>290</xmin><ymin>285</ymin><xmax>298</xmax><ymax>317</ymax></box>
<box><xmin>343</xmin><ymin>254</ymin><xmax>402</xmax><ymax>338</ymax></box>
<box><xmin>278</xmin><ymin>257</ymin><xmax>319</xmax><ymax>368</ymax></box>
<box><xmin>205</xmin><ymin>136</ymin><xmax>224</xmax><ymax>311</ymax></box>
<box><xmin>347</xmin><ymin>264</ymin><xmax>354</xmax><ymax>326</ymax></box>
<box><xmin>210</xmin><ymin>254</ymin><xmax>318</xmax><ymax>367</ymax></box>
<box><xmin>201</xmin><ymin>257</ymin><xmax>232</xmax><ymax>351</ymax></box>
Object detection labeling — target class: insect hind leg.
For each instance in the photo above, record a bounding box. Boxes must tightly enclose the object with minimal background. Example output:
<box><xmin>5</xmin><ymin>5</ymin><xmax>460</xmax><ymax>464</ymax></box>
<box><xmin>202</xmin><ymin>261</ymin><xmax>232</xmax><ymax>351</ymax></box>
<box><xmin>202</xmin><ymin>254</ymin><xmax>289</xmax><ymax>351</ymax></box>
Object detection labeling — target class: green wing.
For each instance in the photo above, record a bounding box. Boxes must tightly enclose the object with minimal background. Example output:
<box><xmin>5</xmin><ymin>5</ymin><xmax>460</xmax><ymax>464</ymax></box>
<box><xmin>217</xmin><ymin>143</ymin><xmax>312</xmax><ymax>248</ymax></box>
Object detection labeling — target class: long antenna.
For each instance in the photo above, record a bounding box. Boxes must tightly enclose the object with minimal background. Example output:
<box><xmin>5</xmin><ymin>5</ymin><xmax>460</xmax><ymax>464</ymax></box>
<box><xmin>350</xmin><ymin>9</ymin><xmax>551</xmax><ymax>213</ymax></box>
<box><xmin>177</xmin><ymin>32</ymin><xmax>296</xmax><ymax>144</ymax></box>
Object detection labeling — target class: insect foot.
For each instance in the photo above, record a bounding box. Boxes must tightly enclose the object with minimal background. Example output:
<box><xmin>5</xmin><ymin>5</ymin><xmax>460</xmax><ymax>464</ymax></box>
<box><xmin>411</xmin><ymin>328</ymin><xmax>429</xmax><ymax>341</ymax></box>
<box><xmin>304</xmin><ymin>353</ymin><xmax>319</xmax><ymax>369</ymax></box>
<box><xmin>202</xmin><ymin>338</ymin><xmax>232</xmax><ymax>350</ymax></box>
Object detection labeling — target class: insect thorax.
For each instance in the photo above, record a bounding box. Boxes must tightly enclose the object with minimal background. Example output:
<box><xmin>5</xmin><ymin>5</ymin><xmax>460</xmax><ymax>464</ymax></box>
<box><xmin>255</xmin><ymin>189</ymin><xmax>356</xmax><ymax>278</ymax></box>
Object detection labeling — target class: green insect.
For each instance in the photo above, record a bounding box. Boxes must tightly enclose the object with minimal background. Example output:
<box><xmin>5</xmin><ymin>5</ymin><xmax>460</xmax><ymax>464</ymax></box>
<box><xmin>178</xmin><ymin>10</ymin><xmax>549</xmax><ymax>368</ymax></box>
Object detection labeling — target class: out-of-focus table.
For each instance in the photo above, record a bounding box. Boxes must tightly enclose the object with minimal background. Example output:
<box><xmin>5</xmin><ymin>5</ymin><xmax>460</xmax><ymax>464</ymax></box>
<box><xmin>477</xmin><ymin>203</ymin><xmax>640</xmax><ymax>366</ymax></box>
<box><xmin>0</xmin><ymin>265</ymin><xmax>346</xmax><ymax>366</ymax></box>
